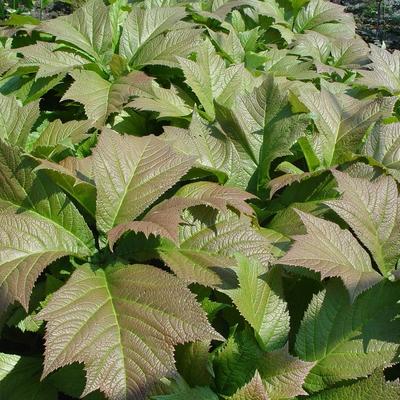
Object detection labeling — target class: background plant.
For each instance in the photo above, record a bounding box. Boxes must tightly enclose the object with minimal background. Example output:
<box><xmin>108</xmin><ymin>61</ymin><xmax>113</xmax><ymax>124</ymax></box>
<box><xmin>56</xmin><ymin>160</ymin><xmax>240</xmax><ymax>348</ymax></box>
<box><xmin>1</xmin><ymin>0</ymin><xmax>400</xmax><ymax>399</ymax></box>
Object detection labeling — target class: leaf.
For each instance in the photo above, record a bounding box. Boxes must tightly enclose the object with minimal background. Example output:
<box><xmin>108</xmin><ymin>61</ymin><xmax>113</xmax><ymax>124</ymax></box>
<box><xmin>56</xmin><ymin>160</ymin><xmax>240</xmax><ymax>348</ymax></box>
<box><xmin>0</xmin><ymin>94</ymin><xmax>39</xmax><ymax>148</ymax></box>
<box><xmin>62</xmin><ymin>70</ymin><xmax>149</xmax><ymax>127</ymax></box>
<box><xmin>178</xmin><ymin>40</ymin><xmax>244</xmax><ymax>120</ymax></box>
<box><xmin>0</xmin><ymin>140</ymin><xmax>94</xmax><ymax>310</ymax></box>
<box><xmin>294</xmin><ymin>0</ymin><xmax>355</xmax><ymax>39</ymax></box>
<box><xmin>299</xmin><ymin>87</ymin><xmax>396</xmax><ymax>167</ymax></box>
<box><xmin>280</xmin><ymin>210</ymin><xmax>381</xmax><ymax>301</ymax></box>
<box><xmin>32</xmin><ymin>119</ymin><xmax>91</xmax><ymax>156</ymax></box>
<box><xmin>257</xmin><ymin>346</ymin><xmax>315</xmax><ymax>399</ymax></box>
<box><xmin>108</xmin><ymin>181</ymin><xmax>254</xmax><ymax>245</ymax></box>
<box><xmin>38</xmin><ymin>264</ymin><xmax>221</xmax><ymax>399</ymax></box>
<box><xmin>40</xmin><ymin>0</ymin><xmax>112</xmax><ymax>65</ymax></box>
<box><xmin>34</xmin><ymin>156</ymin><xmax>96</xmax><ymax>217</ymax></box>
<box><xmin>18</xmin><ymin>42</ymin><xmax>89</xmax><ymax>79</ymax></box>
<box><xmin>363</xmin><ymin>122</ymin><xmax>400</xmax><ymax>182</ymax></box>
<box><xmin>162</xmin><ymin>112</ymin><xmax>248</xmax><ymax>187</ymax></box>
<box><xmin>295</xmin><ymin>279</ymin><xmax>400</xmax><ymax>392</ymax></box>
<box><xmin>326</xmin><ymin>170</ymin><xmax>400</xmax><ymax>275</ymax></box>
<box><xmin>175</xmin><ymin>341</ymin><xmax>213</xmax><ymax>387</ymax></box>
<box><xmin>131</xmin><ymin>29</ymin><xmax>202</xmax><ymax>68</ymax></box>
<box><xmin>216</xmin><ymin>75</ymin><xmax>309</xmax><ymax>192</ymax></box>
<box><xmin>119</xmin><ymin>6</ymin><xmax>187</xmax><ymax>64</ymax></box>
<box><xmin>94</xmin><ymin>128</ymin><xmax>195</xmax><ymax>233</ymax></box>
<box><xmin>224</xmin><ymin>254</ymin><xmax>290</xmax><ymax>351</ymax></box>
<box><xmin>228</xmin><ymin>371</ymin><xmax>269</xmax><ymax>400</ymax></box>
<box><xmin>0</xmin><ymin>353</ymin><xmax>57</xmax><ymax>400</ymax></box>
<box><xmin>308</xmin><ymin>370</ymin><xmax>400</xmax><ymax>400</ymax></box>
<box><xmin>357</xmin><ymin>45</ymin><xmax>400</xmax><ymax>94</ymax></box>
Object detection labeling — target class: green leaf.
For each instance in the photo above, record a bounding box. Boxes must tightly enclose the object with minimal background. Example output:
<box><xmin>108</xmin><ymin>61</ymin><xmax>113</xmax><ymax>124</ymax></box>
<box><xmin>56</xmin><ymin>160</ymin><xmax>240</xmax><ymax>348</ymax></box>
<box><xmin>326</xmin><ymin>170</ymin><xmax>400</xmax><ymax>275</ymax></box>
<box><xmin>363</xmin><ymin>122</ymin><xmax>400</xmax><ymax>182</ymax></box>
<box><xmin>295</xmin><ymin>279</ymin><xmax>400</xmax><ymax>392</ymax></box>
<box><xmin>299</xmin><ymin>87</ymin><xmax>396</xmax><ymax>167</ymax></box>
<box><xmin>152</xmin><ymin>385</ymin><xmax>219</xmax><ymax>400</ymax></box>
<box><xmin>0</xmin><ymin>353</ymin><xmax>57</xmax><ymax>400</ymax></box>
<box><xmin>223</xmin><ymin>254</ymin><xmax>290</xmax><ymax>351</ymax></box>
<box><xmin>0</xmin><ymin>140</ymin><xmax>94</xmax><ymax>310</ymax></box>
<box><xmin>308</xmin><ymin>370</ymin><xmax>400</xmax><ymax>400</ymax></box>
<box><xmin>280</xmin><ymin>210</ymin><xmax>381</xmax><ymax>301</ymax></box>
<box><xmin>39</xmin><ymin>264</ymin><xmax>220</xmax><ymax>400</ymax></box>
<box><xmin>0</xmin><ymin>94</ymin><xmax>39</xmax><ymax>148</ymax></box>
<box><xmin>357</xmin><ymin>45</ymin><xmax>400</xmax><ymax>95</ymax></box>
<box><xmin>93</xmin><ymin>128</ymin><xmax>195</xmax><ymax>233</ymax></box>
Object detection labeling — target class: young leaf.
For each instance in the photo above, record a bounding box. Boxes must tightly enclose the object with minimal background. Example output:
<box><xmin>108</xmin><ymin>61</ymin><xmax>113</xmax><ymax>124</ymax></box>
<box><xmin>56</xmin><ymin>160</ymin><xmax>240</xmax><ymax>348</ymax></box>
<box><xmin>0</xmin><ymin>94</ymin><xmax>39</xmax><ymax>149</ymax></box>
<box><xmin>40</xmin><ymin>0</ymin><xmax>112</xmax><ymax>65</ymax></box>
<box><xmin>62</xmin><ymin>70</ymin><xmax>148</xmax><ymax>127</ymax></box>
<box><xmin>223</xmin><ymin>254</ymin><xmax>290</xmax><ymax>352</ymax></box>
<box><xmin>363</xmin><ymin>122</ymin><xmax>400</xmax><ymax>182</ymax></box>
<box><xmin>94</xmin><ymin>128</ymin><xmax>195</xmax><ymax>233</ymax></box>
<box><xmin>0</xmin><ymin>140</ymin><xmax>94</xmax><ymax>310</ymax></box>
<box><xmin>280</xmin><ymin>210</ymin><xmax>381</xmax><ymax>301</ymax></box>
<box><xmin>178</xmin><ymin>40</ymin><xmax>245</xmax><ymax>120</ymax></box>
<box><xmin>357</xmin><ymin>45</ymin><xmax>400</xmax><ymax>94</ymax></box>
<box><xmin>228</xmin><ymin>371</ymin><xmax>268</xmax><ymax>400</ymax></box>
<box><xmin>120</xmin><ymin>6</ymin><xmax>187</xmax><ymax>65</ymax></box>
<box><xmin>39</xmin><ymin>264</ymin><xmax>221</xmax><ymax>400</ymax></box>
<box><xmin>299</xmin><ymin>87</ymin><xmax>396</xmax><ymax>166</ymax></box>
<box><xmin>326</xmin><ymin>170</ymin><xmax>400</xmax><ymax>275</ymax></box>
<box><xmin>295</xmin><ymin>279</ymin><xmax>400</xmax><ymax>391</ymax></box>
<box><xmin>18</xmin><ymin>42</ymin><xmax>89</xmax><ymax>79</ymax></box>
<box><xmin>32</xmin><ymin>119</ymin><xmax>91</xmax><ymax>156</ymax></box>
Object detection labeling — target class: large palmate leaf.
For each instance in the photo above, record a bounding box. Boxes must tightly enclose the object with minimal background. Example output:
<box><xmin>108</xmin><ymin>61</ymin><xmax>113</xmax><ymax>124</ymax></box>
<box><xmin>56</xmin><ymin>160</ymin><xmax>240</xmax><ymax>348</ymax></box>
<box><xmin>0</xmin><ymin>140</ymin><xmax>94</xmax><ymax>310</ymax></box>
<box><xmin>62</xmin><ymin>70</ymin><xmax>148</xmax><ymax>126</ymax></box>
<box><xmin>0</xmin><ymin>94</ymin><xmax>39</xmax><ymax>148</ymax></box>
<box><xmin>357</xmin><ymin>45</ymin><xmax>400</xmax><ymax>94</ymax></box>
<box><xmin>178</xmin><ymin>40</ymin><xmax>247</xmax><ymax>120</ymax></box>
<box><xmin>40</xmin><ymin>0</ymin><xmax>112</xmax><ymax>65</ymax></box>
<box><xmin>299</xmin><ymin>87</ymin><xmax>396</xmax><ymax>167</ymax></box>
<box><xmin>293</xmin><ymin>0</ymin><xmax>355</xmax><ymax>39</ymax></box>
<box><xmin>308</xmin><ymin>370</ymin><xmax>400</xmax><ymax>399</ymax></box>
<box><xmin>326</xmin><ymin>171</ymin><xmax>400</xmax><ymax>275</ymax></box>
<box><xmin>0</xmin><ymin>353</ymin><xmax>57</xmax><ymax>400</ymax></box>
<box><xmin>94</xmin><ymin>128</ymin><xmax>194</xmax><ymax>233</ymax></box>
<box><xmin>39</xmin><ymin>264</ymin><xmax>220</xmax><ymax>400</ymax></box>
<box><xmin>216</xmin><ymin>75</ymin><xmax>309</xmax><ymax>191</ymax></box>
<box><xmin>280</xmin><ymin>210</ymin><xmax>381</xmax><ymax>301</ymax></box>
<box><xmin>224</xmin><ymin>254</ymin><xmax>290</xmax><ymax>351</ymax></box>
<box><xmin>295</xmin><ymin>279</ymin><xmax>400</xmax><ymax>392</ymax></box>
<box><xmin>363</xmin><ymin>122</ymin><xmax>400</xmax><ymax>182</ymax></box>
